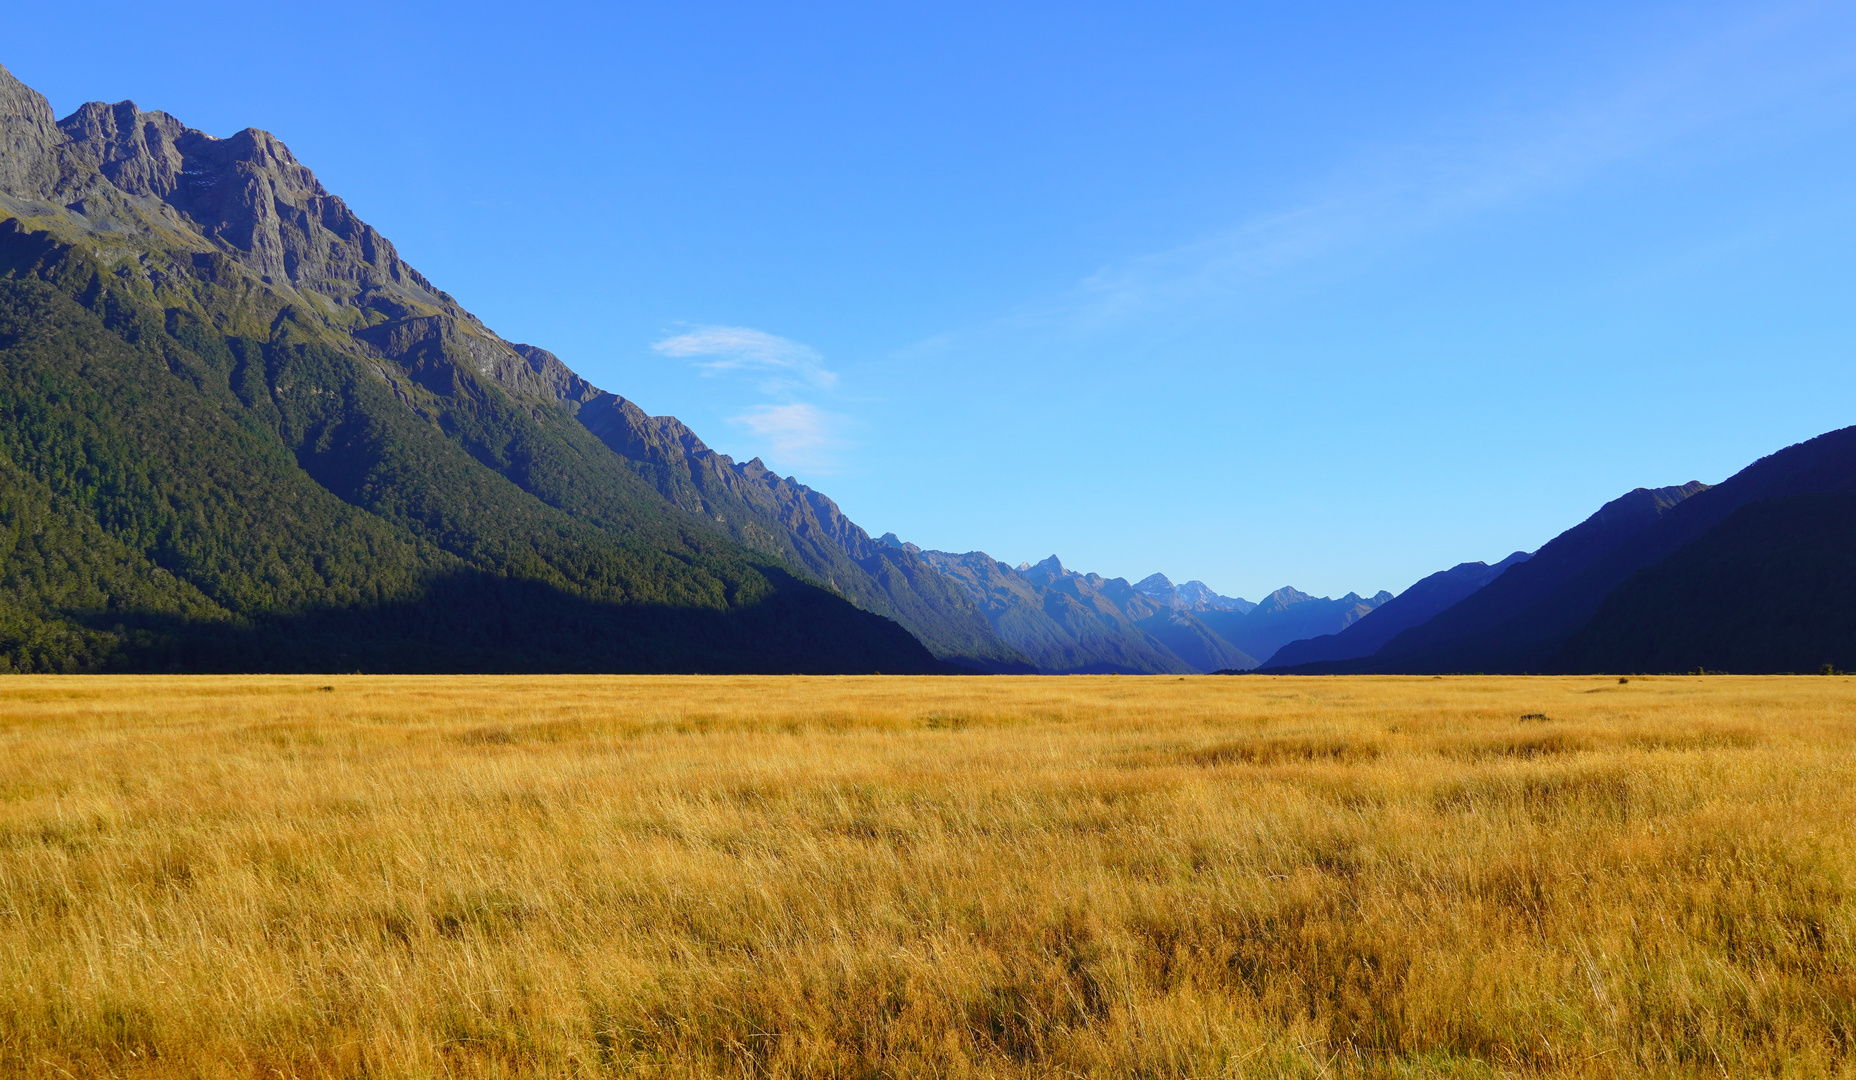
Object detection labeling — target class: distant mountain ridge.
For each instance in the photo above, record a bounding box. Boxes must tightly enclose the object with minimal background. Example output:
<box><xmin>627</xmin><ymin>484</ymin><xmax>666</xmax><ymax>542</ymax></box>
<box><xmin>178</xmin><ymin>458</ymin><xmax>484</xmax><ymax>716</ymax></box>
<box><xmin>1018</xmin><ymin>556</ymin><xmax>1260</xmax><ymax>674</ymax></box>
<box><xmin>1262</xmin><ymin>551</ymin><xmax>1530</xmax><ymax>669</ymax></box>
<box><xmin>893</xmin><ymin>538</ymin><xmax>1387</xmax><ymax>674</ymax></box>
<box><xmin>909</xmin><ymin>550</ymin><xmax>1222</xmax><ymax>674</ymax></box>
<box><xmin>1134</xmin><ymin>574</ymin><xmax>1256</xmax><ymax>613</ymax></box>
<box><xmin>1196</xmin><ymin>587</ymin><xmax>1391</xmax><ymax>666</ymax></box>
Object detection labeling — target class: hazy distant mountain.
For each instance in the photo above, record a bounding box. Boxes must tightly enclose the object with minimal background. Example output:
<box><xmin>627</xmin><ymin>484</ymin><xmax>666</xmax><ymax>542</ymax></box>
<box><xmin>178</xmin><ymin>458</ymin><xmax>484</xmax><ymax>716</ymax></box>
<box><xmin>913</xmin><ymin>551</ymin><xmax>1199</xmax><ymax>673</ymax></box>
<box><xmin>1178</xmin><ymin>580</ymin><xmax>1256</xmax><ymax>613</ymax></box>
<box><xmin>0</xmin><ymin>65</ymin><xmax>947</xmax><ymax>673</ymax></box>
<box><xmin>1262</xmin><ymin>552</ymin><xmax>1529</xmax><ymax>669</ymax></box>
<box><xmin>1020</xmin><ymin>558</ymin><xmax>1259</xmax><ymax>673</ymax></box>
<box><xmin>904</xmin><ymin>546</ymin><xmax>1397</xmax><ymax>674</ymax></box>
<box><xmin>1134</xmin><ymin>574</ymin><xmax>1256</xmax><ymax>613</ymax></box>
<box><xmin>1194</xmin><ymin>588</ymin><xmax>1392</xmax><ymax>666</ymax></box>
<box><xmin>909</xmin><ymin>549</ymin><xmax>1259</xmax><ymax>673</ymax></box>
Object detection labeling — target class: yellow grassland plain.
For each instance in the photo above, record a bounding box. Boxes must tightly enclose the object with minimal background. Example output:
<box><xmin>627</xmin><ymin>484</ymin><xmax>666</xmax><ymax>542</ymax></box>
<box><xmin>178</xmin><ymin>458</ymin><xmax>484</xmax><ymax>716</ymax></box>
<box><xmin>1</xmin><ymin>673</ymin><xmax>1854</xmax><ymax>1078</ymax></box>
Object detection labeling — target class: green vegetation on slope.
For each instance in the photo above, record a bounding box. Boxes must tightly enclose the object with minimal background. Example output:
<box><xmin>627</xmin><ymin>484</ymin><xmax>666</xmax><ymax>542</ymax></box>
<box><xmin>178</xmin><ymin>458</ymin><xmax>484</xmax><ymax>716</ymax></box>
<box><xmin>0</xmin><ymin>228</ymin><xmax>941</xmax><ymax>673</ymax></box>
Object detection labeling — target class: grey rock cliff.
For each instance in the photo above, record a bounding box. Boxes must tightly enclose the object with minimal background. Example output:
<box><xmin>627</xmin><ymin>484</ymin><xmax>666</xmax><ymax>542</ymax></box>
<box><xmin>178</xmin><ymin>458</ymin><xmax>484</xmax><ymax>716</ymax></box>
<box><xmin>0</xmin><ymin>68</ymin><xmax>61</xmax><ymax>197</ymax></box>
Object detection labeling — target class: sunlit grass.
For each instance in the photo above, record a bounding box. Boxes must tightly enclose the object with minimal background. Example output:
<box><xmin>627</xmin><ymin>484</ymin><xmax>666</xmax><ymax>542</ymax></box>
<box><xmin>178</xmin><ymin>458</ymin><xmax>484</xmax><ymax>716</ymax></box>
<box><xmin>1</xmin><ymin>673</ymin><xmax>1853</xmax><ymax>1077</ymax></box>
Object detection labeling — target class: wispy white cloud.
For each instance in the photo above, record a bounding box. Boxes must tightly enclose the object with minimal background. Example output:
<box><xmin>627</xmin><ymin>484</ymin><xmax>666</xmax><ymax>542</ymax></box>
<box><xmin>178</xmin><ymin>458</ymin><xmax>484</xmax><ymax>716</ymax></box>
<box><xmin>653</xmin><ymin>325</ymin><xmax>839</xmax><ymax>393</ymax></box>
<box><xmin>653</xmin><ymin>326</ymin><xmax>854</xmax><ymax>473</ymax></box>
<box><xmin>728</xmin><ymin>402</ymin><xmax>848</xmax><ymax>473</ymax></box>
<box><xmin>946</xmin><ymin>2</ymin><xmax>1856</xmax><ymax>340</ymax></box>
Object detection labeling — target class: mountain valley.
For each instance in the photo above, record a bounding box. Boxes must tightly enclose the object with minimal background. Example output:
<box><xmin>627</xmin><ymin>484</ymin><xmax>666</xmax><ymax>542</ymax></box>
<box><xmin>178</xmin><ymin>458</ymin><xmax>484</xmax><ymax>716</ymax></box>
<box><xmin>2</xmin><ymin>63</ymin><xmax>1853</xmax><ymax>677</ymax></box>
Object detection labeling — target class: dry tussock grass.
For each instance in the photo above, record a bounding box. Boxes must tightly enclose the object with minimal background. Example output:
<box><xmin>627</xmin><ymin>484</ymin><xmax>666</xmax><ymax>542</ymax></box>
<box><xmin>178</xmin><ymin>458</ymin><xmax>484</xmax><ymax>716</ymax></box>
<box><xmin>1</xmin><ymin>673</ymin><xmax>1853</xmax><ymax>1078</ymax></box>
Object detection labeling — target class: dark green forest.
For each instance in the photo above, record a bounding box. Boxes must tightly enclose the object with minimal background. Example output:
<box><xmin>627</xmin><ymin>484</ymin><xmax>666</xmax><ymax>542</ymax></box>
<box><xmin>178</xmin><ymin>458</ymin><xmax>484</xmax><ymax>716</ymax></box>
<box><xmin>0</xmin><ymin>229</ymin><xmax>942</xmax><ymax>673</ymax></box>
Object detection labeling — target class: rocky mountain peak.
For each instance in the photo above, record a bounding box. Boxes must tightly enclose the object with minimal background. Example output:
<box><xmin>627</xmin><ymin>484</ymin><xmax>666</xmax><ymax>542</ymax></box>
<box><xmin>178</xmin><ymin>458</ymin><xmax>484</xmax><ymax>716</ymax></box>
<box><xmin>0</xmin><ymin>65</ymin><xmax>60</xmax><ymax>198</ymax></box>
<box><xmin>1254</xmin><ymin>586</ymin><xmax>1315</xmax><ymax>615</ymax></box>
<box><xmin>0</xmin><ymin>69</ymin><xmax>637</xmax><ymax>413</ymax></box>
<box><xmin>1174</xmin><ymin>580</ymin><xmax>1253</xmax><ymax>612</ymax></box>
<box><xmin>1134</xmin><ymin>573</ymin><xmax>1177</xmax><ymax>603</ymax></box>
<box><xmin>1590</xmin><ymin>483</ymin><xmax>1711</xmax><ymax>530</ymax></box>
<box><xmin>1019</xmin><ymin>555</ymin><xmax>1067</xmax><ymax>586</ymax></box>
<box><xmin>6</xmin><ymin>84</ymin><xmax>451</xmax><ymax>318</ymax></box>
<box><xmin>58</xmin><ymin>101</ymin><xmax>204</xmax><ymax>203</ymax></box>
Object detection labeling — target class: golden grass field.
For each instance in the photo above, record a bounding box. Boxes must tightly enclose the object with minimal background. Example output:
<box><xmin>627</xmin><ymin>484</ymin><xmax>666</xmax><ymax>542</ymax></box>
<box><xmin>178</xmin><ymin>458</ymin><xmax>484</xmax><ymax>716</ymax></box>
<box><xmin>1</xmin><ymin>674</ymin><xmax>1854</xmax><ymax>1078</ymax></box>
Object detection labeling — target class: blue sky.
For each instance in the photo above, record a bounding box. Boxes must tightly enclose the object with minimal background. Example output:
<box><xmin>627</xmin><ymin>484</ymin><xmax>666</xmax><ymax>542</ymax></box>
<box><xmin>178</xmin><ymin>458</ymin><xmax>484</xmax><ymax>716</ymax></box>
<box><xmin>10</xmin><ymin>2</ymin><xmax>1856</xmax><ymax>600</ymax></box>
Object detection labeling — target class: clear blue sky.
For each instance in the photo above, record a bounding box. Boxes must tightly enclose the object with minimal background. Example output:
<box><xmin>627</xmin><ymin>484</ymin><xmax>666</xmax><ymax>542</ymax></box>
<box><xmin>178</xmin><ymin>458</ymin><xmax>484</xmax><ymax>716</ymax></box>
<box><xmin>10</xmin><ymin>2</ymin><xmax>1856</xmax><ymax>600</ymax></box>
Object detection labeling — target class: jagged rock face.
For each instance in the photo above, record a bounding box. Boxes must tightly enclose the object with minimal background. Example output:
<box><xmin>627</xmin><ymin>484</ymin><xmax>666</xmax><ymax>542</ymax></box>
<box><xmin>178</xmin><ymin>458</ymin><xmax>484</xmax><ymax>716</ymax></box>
<box><xmin>507</xmin><ymin>344</ymin><xmax>605</xmax><ymax>407</ymax></box>
<box><xmin>55</xmin><ymin>102</ymin><xmax>190</xmax><ymax>202</ymax></box>
<box><xmin>0</xmin><ymin>66</ymin><xmax>542</xmax><ymax>399</ymax></box>
<box><xmin>576</xmin><ymin>392</ymin><xmax>864</xmax><ymax>547</ymax></box>
<box><xmin>0</xmin><ymin>70</ymin><xmax>63</xmax><ymax>197</ymax></box>
<box><xmin>14</xmin><ymin>90</ymin><xmax>442</xmax><ymax>304</ymax></box>
<box><xmin>0</xmin><ymin>65</ymin><xmax>639</xmax><ymax>418</ymax></box>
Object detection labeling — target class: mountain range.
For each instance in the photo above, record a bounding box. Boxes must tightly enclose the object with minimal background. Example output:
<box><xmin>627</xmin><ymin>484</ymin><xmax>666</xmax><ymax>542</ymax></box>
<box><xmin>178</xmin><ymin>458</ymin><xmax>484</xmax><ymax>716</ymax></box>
<box><xmin>0</xmin><ymin>64</ymin><xmax>1365</xmax><ymax>676</ymax></box>
<box><xmin>898</xmin><ymin>539</ymin><xmax>1388</xmax><ymax>674</ymax></box>
<box><xmin>2</xmin><ymin>64</ymin><xmax>1852</xmax><ymax>676</ymax></box>
<box><xmin>0</xmin><ymin>65</ymin><xmax>990</xmax><ymax>673</ymax></box>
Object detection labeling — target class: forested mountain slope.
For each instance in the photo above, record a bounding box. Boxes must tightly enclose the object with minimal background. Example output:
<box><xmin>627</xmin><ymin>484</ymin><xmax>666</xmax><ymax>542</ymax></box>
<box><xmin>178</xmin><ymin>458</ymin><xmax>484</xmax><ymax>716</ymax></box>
<box><xmin>575</xmin><ymin>389</ymin><xmax>1029</xmax><ymax>671</ymax></box>
<box><xmin>1552</xmin><ymin>493</ymin><xmax>1856</xmax><ymax>674</ymax></box>
<box><xmin>1314</xmin><ymin>483</ymin><xmax>1712</xmax><ymax>674</ymax></box>
<box><xmin>0</xmin><ymin>64</ymin><xmax>946</xmax><ymax>673</ymax></box>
